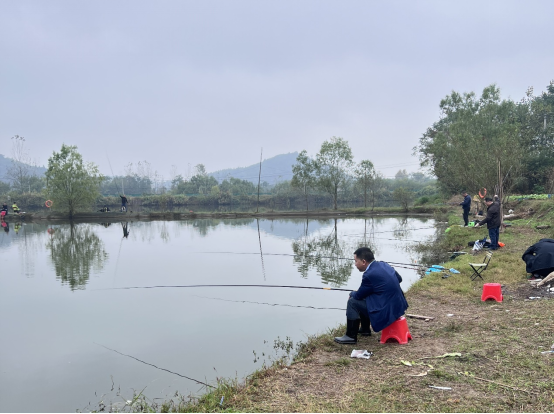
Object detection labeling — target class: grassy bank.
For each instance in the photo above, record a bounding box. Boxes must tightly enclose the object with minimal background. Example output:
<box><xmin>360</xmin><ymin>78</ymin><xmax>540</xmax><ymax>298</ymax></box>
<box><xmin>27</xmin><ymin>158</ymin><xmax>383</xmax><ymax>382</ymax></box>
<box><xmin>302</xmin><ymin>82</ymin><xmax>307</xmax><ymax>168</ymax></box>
<box><xmin>97</xmin><ymin>201</ymin><xmax>554</xmax><ymax>412</ymax></box>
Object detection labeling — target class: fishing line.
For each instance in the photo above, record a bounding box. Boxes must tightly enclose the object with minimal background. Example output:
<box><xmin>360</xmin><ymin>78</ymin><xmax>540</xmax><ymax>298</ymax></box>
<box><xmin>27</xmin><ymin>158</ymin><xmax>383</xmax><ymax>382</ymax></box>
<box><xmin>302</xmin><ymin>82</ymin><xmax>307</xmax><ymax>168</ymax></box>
<box><xmin>345</xmin><ymin>236</ymin><xmax>423</xmax><ymax>242</ymax></box>
<box><xmin>94</xmin><ymin>342</ymin><xmax>215</xmax><ymax>388</ymax></box>
<box><xmin>192</xmin><ymin>294</ymin><xmax>346</xmax><ymax>311</ymax></box>
<box><xmin>340</xmin><ymin>226</ymin><xmax>437</xmax><ymax>236</ymax></box>
<box><xmin>192</xmin><ymin>252</ymin><xmax>426</xmax><ymax>268</ymax></box>
<box><xmin>112</xmin><ymin>235</ymin><xmax>124</xmax><ymax>286</ymax></box>
<box><xmin>105</xmin><ymin>152</ymin><xmax>120</xmax><ymax>195</ymax></box>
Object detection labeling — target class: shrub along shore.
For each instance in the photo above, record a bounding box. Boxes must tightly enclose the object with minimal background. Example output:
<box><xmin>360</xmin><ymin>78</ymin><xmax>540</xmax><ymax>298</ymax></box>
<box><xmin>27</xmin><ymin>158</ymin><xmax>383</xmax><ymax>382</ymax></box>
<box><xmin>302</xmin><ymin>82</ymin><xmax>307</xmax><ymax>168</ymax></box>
<box><xmin>105</xmin><ymin>199</ymin><xmax>554</xmax><ymax>413</ymax></box>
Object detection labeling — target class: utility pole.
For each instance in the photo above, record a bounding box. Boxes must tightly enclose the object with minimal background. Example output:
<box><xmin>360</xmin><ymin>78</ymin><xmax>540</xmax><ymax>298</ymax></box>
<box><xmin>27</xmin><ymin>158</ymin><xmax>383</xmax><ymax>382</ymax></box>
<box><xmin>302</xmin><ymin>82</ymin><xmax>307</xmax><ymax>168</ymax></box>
<box><xmin>256</xmin><ymin>148</ymin><xmax>263</xmax><ymax>213</ymax></box>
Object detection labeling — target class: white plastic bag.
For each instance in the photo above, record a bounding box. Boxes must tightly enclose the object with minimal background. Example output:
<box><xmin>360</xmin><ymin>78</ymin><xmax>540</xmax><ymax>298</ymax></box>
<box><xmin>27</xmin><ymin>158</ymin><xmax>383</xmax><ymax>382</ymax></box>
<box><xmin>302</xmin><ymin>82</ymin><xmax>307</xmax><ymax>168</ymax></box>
<box><xmin>350</xmin><ymin>349</ymin><xmax>373</xmax><ymax>359</ymax></box>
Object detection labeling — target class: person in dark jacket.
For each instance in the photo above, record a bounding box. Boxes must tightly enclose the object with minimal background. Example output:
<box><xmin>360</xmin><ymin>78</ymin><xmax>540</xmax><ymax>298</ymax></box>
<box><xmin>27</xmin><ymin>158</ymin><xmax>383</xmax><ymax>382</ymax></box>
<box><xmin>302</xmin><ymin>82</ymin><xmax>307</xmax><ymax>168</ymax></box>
<box><xmin>1</xmin><ymin>202</ymin><xmax>8</xmax><ymax>219</ymax></box>
<box><xmin>334</xmin><ymin>247</ymin><xmax>409</xmax><ymax>344</ymax></box>
<box><xmin>522</xmin><ymin>238</ymin><xmax>554</xmax><ymax>277</ymax></box>
<box><xmin>119</xmin><ymin>194</ymin><xmax>128</xmax><ymax>212</ymax></box>
<box><xmin>459</xmin><ymin>191</ymin><xmax>472</xmax><ymax>226</ymax></box>
<box><xmin>475</xmin><ymin>197</ymin><xmax>501</xmax><ymax>250</ymax></box>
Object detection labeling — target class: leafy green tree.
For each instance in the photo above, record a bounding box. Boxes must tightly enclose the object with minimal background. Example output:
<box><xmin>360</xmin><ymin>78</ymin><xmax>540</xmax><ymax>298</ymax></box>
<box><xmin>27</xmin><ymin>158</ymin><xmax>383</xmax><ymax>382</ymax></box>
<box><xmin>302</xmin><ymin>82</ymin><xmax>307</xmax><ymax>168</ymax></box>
<box><xmin>173</xmin><ymin>164</ymin><xmax>218</xmax><ymax>195</ymax></box>
<box><xmin>45</xmin><ymin>144</ymin><xmax>104</xmax><ymax>217</ymax></box>
<box><xmin>314</xmin><ymin>137</ymin><xmax>354</xmax><ymax>210</ymax></box>
<box><xmin>170</xmin><ymin>174</ymin><xmax>185</xmax><ymax>192</ymax></box>
<box><xmin>395</xmin><ymin>169</ymin><xmax>409</xmax><ymax>179</ymax></box>
<box><xmin>393</xmin><ymin>187</ymin><xmax>413</xmax><ymax>211</ymax></box>
<box><xmin>226</xmin><ymin>177</ymin><xmax>256</xmax><ymax>195</ymax></box>
<box><xmin>354</xmin><ymin>160</ymin><xmax>376</xmax><ymax>208</ymax></box>
<box><xmin>515</xmin><ymin>82</ymin><xmax>554</xmax><ymax>192</ymax></box>
<box><xmin>415</xmin><ymin>84</ymin><xmax>523</xmax><ymax>196</ymax></box>
<box><xmin>291</xmin><ymin>150</ymin><xmax>315</xmax><ymax>210</ymax></box>
<box><xmin>368</xmin><ymin>172</ymin><xmax>386</xmax><ymax>210</ymax></box>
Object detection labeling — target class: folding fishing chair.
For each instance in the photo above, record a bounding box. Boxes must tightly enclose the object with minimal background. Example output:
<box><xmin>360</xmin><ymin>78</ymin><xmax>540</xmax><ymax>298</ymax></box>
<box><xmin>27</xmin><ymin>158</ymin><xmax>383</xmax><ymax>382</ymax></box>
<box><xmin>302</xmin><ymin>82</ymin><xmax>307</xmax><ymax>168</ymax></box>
<box><xmin>469</xmin><ymin>251</ymin><xmax>493</xmax><ymax>281</ymax></box>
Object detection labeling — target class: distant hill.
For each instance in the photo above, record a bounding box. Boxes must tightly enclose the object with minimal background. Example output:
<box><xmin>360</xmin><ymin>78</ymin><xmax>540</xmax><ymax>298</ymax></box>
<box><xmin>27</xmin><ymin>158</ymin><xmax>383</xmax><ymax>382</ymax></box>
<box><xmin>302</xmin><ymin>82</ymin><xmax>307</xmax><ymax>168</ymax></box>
<box><xmin>0</xmin><ymin>153</ymin><xmax>47</xmax><ymax>183</ymax></box>
<box><xmin>209</xmin><ymin>152</ymin><xmax>299</xmax><ymax>185</ymax></box>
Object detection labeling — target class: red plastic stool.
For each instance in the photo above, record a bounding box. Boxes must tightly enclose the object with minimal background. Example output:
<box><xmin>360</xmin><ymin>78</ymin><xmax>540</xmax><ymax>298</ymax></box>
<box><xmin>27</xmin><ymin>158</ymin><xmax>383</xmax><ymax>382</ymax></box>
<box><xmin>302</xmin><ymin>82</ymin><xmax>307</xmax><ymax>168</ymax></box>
<box><xmin>380</xmin><ymin>316</ymin><xmax>412</xmax><ymax>344</ymax></box>
<box><xmin>481</xmin><ymin>283</ymin><xmax>503</xmax><ymax>302</ymax></box>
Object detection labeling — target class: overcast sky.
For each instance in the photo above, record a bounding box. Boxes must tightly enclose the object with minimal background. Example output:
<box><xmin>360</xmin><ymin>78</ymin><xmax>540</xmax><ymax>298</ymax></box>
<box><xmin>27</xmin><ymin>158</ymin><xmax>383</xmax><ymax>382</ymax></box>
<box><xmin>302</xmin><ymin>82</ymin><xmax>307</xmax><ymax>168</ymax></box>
<box><xmin>1</xmin><ymin>0</ymin><xmax>552</xmax><ymax>180</ymax></box>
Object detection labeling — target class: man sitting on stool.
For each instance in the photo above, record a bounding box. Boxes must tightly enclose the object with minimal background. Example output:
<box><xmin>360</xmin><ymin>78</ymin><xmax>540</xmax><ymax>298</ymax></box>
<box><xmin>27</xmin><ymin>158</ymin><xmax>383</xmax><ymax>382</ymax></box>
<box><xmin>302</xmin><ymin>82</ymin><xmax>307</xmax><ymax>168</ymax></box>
<box><xmin>334</xmin><ymin>247</ymin><xmax>409</xmax><ymax>344</ymax></box>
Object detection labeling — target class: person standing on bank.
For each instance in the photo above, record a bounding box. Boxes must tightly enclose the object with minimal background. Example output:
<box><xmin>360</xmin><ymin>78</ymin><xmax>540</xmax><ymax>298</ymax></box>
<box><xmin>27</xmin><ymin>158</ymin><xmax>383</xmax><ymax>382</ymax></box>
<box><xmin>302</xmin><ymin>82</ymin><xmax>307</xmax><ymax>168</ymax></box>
<box><xmin>460</xmin><ymin>191</ymin><xmax>471</xmax><ymax>226</ymax></box>
<box><xmin>475</xmin><ymin>197</ymin><xmax>501</xmax><ymax>250</ymax></box>
<box><xmin>334</xmin><ymin>247</ymin><xmax>409</xmax><ymax>344</ymax></box>
<box><xmin>119</xmin><ymin>194</ymin><xmax>128</xmax><ymax>212</ymax></box>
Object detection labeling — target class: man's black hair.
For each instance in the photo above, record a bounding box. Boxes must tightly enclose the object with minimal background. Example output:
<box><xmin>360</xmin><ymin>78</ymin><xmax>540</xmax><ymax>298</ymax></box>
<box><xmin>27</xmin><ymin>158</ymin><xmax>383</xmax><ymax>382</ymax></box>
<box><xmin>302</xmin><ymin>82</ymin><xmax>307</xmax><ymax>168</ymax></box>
<box><xmin>484</xmin><ymin>197</ymin><xmax>493</xmax><ymax>202</ymax></box>
<box><xmin>354</xmin><ymin>247</ymin><xmax>374</xmax><ymax>263</ymax></box>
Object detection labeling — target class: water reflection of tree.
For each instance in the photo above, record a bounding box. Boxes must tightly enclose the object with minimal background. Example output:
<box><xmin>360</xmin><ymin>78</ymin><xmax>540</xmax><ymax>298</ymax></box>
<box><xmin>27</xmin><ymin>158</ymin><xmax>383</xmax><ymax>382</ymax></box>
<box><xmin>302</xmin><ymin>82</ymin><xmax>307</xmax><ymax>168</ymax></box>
<box><xmin>183</xmin><ymin>218</ymin><xmax>254</xmax><ymax>237</ymax></box>
<box><xmin>47</xmin><ymin>224</ymin><xmax>108</xmax><ymax>290</ymax></box>
<box><xmin>291</xmin><ymin>219</ymin><xmax>371</xmax><ymax>287</ymax></box>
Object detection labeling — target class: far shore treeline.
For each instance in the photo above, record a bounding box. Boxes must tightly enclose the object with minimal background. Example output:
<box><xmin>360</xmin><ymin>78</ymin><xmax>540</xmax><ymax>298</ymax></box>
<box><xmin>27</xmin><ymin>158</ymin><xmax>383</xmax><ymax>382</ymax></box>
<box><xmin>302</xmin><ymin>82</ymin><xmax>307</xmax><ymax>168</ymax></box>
<box><xmin>1</xmin><ymin>82</ymin><xmax>553</xmax><ymax>216</ymax></box>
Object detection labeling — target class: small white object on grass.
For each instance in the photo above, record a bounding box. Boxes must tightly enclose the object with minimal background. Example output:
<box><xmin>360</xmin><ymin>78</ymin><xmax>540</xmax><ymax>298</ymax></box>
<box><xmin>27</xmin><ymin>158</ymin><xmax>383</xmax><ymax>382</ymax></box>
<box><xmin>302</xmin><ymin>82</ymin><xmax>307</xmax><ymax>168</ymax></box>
<box><xmin>350</xmin><ymin>350</ymin><xmax>373</xmax><ymax>359</ymax></box>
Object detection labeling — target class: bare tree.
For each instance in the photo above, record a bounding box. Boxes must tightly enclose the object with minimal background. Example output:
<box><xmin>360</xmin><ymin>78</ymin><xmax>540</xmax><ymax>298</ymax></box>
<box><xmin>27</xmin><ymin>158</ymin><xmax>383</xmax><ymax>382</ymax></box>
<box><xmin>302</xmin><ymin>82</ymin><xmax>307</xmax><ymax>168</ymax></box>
<box><xmin>6</xmin><ymin>135</ymin><xmax>37</xmax><ymax>193</ymax></box>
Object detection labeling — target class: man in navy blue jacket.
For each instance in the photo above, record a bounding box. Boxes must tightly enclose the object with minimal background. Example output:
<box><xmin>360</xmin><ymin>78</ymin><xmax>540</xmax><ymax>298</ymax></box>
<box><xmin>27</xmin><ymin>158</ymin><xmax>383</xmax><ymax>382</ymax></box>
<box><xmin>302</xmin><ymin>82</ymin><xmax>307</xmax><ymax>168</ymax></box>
<box><xmin>334</xmin><ymin>247</ymin><xmax>409</xmax><ymax>344</ymax></box>
<box><xmin>460</xmin><ymin>191</ymin><xmax>472</xmax><ymax>226</ymax></box>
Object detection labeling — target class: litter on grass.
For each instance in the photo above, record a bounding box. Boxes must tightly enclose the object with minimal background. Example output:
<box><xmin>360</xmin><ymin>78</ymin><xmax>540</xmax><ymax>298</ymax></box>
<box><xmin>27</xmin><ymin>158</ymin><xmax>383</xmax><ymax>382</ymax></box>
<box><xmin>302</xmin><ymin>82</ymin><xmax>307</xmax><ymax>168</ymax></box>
<box><xmin>438</xmin><ymin>352</ymin><xmax>462</xmax><ymax>358</ymax></box>
<box><xmin>429</xmin><ymin>386</ymin><xmax>452</xmax><ymax>390</ymax></box>
<box><xmin>350</xmin><ymin>350</ymin><xmax>373</xmax><ymax>359</ymax></box>
<box><xmin>425</xmin><ymin>267</ymin><xmax>461</xmax><ymax>277</ymax></box>
<box><xmin>401</xmin><ymin>360</ymin><xmax>433</xmax><ymax>369</ymax></box>
<box><xmin>421</xmin><ymin>352</ymin><xmax>461</xmax><ymax>360</ymax></box>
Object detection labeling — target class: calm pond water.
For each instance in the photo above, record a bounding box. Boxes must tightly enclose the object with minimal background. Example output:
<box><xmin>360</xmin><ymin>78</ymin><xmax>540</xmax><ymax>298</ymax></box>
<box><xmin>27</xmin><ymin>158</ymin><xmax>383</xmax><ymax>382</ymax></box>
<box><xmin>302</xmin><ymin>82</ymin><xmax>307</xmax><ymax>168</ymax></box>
<box><xmin>0</xmin><ymin>216</ymin><xmax>436</xmax><ymax>412</ymax></box>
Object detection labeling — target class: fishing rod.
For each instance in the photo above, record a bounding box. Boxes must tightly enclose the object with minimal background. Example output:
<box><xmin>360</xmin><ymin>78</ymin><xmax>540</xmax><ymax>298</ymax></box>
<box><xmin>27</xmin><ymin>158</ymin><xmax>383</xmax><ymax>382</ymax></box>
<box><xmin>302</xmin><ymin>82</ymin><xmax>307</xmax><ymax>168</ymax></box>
<box><xmin>106</xmin><ymin>152</ymin><xmax>124</xmax><ymax>196</ymax></box>
<box><xmin>193</xmin><ymin>251</ymin><xmax>427</xmax><ymax>268</ymax></box>
<box><xmin>94</xmin><ymin>342</ymin><xmax>215</xmax><ymax>388</ymax></box>
<box><xmin>93</xmin><ymin>284</ymin><xmax>353</xmax><ymax>292</ymax></box>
